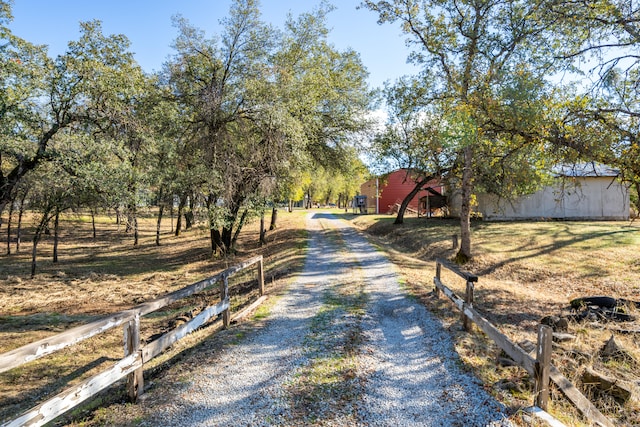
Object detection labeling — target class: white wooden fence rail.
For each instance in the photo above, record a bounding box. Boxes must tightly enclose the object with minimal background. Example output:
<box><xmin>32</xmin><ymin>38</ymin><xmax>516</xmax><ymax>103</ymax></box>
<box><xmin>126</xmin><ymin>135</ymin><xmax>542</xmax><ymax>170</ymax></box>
<box><xmin>434</xmin><ymin>257</ymin><xmax>614</xmax><ymax>427</ymax></box>
<box><xmin>1</xmin><ymin>255</ymin><xmax>264</xmax><ymax>427</ymax></box>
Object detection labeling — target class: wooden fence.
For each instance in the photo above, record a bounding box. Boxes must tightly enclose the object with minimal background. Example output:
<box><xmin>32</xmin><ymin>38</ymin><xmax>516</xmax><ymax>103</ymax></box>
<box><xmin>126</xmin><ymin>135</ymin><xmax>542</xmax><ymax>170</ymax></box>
<box><xmin>434</xmin><ymin>257</ymin><xmax>614</xmax><ymax>427</ymax></box>
<box><xmin>0</xmin><ymin>255</ymin><xmax>265</xmax><ymax>427</ymax></box>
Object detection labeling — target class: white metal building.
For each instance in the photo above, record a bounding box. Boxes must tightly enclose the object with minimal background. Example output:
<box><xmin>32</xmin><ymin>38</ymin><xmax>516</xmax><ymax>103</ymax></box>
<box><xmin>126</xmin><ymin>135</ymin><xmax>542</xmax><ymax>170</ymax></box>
<box><xmin>451</xmin><ymin>163</ymin><xmax>630</xmax><ymax>221</ymax></box>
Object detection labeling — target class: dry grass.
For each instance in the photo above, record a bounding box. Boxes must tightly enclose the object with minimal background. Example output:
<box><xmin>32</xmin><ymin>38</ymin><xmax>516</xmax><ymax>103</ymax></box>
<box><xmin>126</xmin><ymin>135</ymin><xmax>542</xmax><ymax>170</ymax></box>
<box><xmin>0</xmin><ymin>208</ymin><xmax>308</xmax><ymax>424</ymax></box>
<box><xmin>3</xmin><ymin>209</ymin><xmax>639</xmax><ymax>426</ymax></box>
<box><xmin>347</xmin><ymin>213</ymin><xmax>640</xmax><ymax>426</ymax></box>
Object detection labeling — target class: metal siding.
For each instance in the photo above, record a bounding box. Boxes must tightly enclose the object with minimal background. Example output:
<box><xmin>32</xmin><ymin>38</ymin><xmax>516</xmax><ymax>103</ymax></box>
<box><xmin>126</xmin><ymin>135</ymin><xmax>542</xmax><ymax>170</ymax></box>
<box><xmin>476</xmin><ymin>177</ymin><xmax>629</xmax><ymax>220</ymax></box>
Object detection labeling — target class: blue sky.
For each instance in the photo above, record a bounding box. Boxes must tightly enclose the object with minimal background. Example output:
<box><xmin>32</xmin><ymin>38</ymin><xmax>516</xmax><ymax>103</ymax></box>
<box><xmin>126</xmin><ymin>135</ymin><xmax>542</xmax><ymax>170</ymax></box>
<box><xmin>8</xmin><ymin>0</ymin><xmax>420</xmax><ymax>90</ymax></box>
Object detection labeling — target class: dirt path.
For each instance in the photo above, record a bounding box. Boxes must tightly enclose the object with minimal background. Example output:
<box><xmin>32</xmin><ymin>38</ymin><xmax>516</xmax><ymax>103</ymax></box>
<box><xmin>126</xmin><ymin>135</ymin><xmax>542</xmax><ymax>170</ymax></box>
<box><xmin>141</xmin><ymin>213</ymin><xmax>511</xmax><ymax>426</ymax></box>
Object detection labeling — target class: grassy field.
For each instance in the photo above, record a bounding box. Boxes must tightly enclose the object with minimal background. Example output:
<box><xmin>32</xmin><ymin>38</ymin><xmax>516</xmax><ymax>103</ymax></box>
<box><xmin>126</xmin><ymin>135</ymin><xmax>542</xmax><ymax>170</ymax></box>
<box><xmin>1</xmin><ymin>209</ymin><xmax>639</xmax><ymax>425</ymax></box>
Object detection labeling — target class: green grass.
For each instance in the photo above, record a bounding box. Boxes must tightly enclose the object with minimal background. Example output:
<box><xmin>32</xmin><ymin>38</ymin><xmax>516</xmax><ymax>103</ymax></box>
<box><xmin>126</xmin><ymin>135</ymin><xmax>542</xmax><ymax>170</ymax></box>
<box><xmin>285</xmin><ymin>273</ymin><xmax>367</xmax><ymax>424</ymax></box>
<box><xmin>252</xmin><ymin>303</ymin><xmax>271</xmax><ymax>320</ymax></box>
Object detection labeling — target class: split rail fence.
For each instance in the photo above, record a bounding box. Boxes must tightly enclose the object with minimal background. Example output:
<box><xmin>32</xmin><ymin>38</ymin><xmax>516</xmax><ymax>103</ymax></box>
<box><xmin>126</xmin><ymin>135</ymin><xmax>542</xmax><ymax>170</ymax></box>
<box><xmin>0</xmin><ymin>255</ymin><xmax>265</xmax><ymax>427</ymax></box>
<box><xmin>434</xmin><ymin>257</ymin><xmax>614</xmax><ymax>427</ymax></box>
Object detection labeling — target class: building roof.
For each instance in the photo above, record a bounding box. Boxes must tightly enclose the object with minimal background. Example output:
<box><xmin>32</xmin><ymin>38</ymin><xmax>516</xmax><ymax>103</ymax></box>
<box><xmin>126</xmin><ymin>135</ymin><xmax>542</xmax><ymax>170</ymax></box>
<box><xmin>552</xmin><ymin>162</ymin><xmax>620</xmax><ymax>178</ymax></box>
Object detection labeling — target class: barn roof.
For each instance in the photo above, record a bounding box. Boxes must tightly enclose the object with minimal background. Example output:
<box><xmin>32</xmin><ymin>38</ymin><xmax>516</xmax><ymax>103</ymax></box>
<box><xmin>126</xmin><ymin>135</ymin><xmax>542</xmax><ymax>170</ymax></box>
<box><xmin>552</xmin><ymin>162</ymin><xmax>620</xmax><ymax>178</ymax></box>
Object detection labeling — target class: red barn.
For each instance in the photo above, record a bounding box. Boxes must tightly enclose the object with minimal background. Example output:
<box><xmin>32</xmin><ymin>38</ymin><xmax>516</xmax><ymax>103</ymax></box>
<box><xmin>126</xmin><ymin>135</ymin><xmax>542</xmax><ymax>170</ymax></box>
<box><xmin>359</xmin><ymin>169</ymin><xmax>443</xmax><ymax>214</ymax></box>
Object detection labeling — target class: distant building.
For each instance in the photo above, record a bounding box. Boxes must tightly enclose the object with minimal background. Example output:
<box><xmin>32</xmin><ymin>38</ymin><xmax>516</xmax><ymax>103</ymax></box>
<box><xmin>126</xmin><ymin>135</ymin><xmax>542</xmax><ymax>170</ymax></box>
<box><xmin>450</xmin><ymin>163</ymin><xmax>630</xmax><ymax>221</ymax></box>
<box><xmin>359</xmin><ymin>169</ymin><xmax>443</xmax><ymax>214</ymax></box>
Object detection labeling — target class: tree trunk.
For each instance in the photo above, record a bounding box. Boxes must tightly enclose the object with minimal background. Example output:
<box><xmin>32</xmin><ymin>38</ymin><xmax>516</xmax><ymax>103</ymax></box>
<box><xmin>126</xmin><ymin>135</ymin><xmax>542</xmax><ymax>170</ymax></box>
<box><xmin>0</xmin><ymin>201</ymin><xmax>6</xmax><ymax>229</ymax></box>
<box><xmin>288</xmin><ymin>199</ymin><xmax>293</xmax><ymax>212</ymax></box>
<box><xmin>170</xmin><ymin>203</ymin><xmax>174</xmax><ymax>233</ymax></box>
<box><xmin>156</xmin><ymin>203</ymin><xmax>164</xmax><ymax>246</ymax></box>
<box><xmin>394</xmin><ymin>175</ymin><xmax>432</xmax><ymax>225</ymax></box>
<box><xmin>184</xmin><ymin>210</ymin><xmax>194</xmax><ymax>229</ymax></box>
<box><xmin>269</xmin><ymin>207</ymin><xmax>278</xmax><ymax>230</ymax></box>
<box><xmin>31</xmin><ymin>210</ymin><xmax>52</xmax><ymax>278</ymax></box>
<box><xmin>175</xmin><ymin>193</ymin><xmax>186</xmax><ymax>236</ymax></box>
<box><xmin>209</xmin><ymin>227</ymin><xmax>216</xmax><ymax>255</ymax></box>
<box><xmin>259</xmin><ymin>212</ymin><xmax>267</xmax><ymax>246</ymax></box>
<box><xmin>127</xmin><ymin>204</ymin><xmax>139</xmax><ymax>246</ymax></box>
<box><xmin>456</xmin><ymin>145</ymin><xmax>474</xmax><ymax>263</ymax></box>
<box><xmin>231</xmin><ymin>209</ymin><xmax>249</xmax><ymax>247</ymax></box>
<box><xmin>221</xmin><ymin>225</ymin><xmax>233</xmax><ymax>252</ymax></box>
<box><xmin>634</xmin><ymin>182</ymin><xmax>640</xmax><ymax>218</ymax></box>
<box><xmin>91</xmin><ymin>208</ymin><xmax>97</xmax><ymax>240</ymax></box>
<box><xmin>133</xmin><ymin>215</ymin><xmax>139</xmax><ymax>246</ymax></box>
<box><xmin>53</xmin><ymin>209</ymin><xmax>60</xmax><ymax>263</ymax></box>
<box><xmin>221</xmin><ymin>198</ymin><xmax>244</xmax><ymax>254</ymax></box>
<box><xmin>6</xmin><ymin>198</ymin><xmax>13</xmax><ymax>255</ymax></box>
<box><xmin>185</xmin><ymin>193</ymin><xmax>195</xmax><ymax>230</ymax></box>
<box><xmin>206</xmin><ymin>193</ymin><xmax>226</xmax><ymax>256</ymax></box>
<box><xmin>115</xmin><ymin>206</ymin><xmax>121</xmax><ymax>231</ymax></box>
<box><xmin>211</xmin><ymin>228</ymin><xmax>225</xmax><ymax>256</ymax></box>
<box><xmin>16</xmin><ymin>192</ymin><xmax>27</xmax><ymax>253</ymax></box>
<box><xmin>125</xmin><ymin>213</ymin><xmax>132</xmax><ymax>233</ymax></box>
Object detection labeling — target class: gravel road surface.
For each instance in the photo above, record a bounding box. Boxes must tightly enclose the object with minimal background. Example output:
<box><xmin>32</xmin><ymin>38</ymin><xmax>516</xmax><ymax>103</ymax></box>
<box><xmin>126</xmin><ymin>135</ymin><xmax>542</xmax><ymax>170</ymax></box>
<box><xmin>142</xmin><ymin>212</ymin><xmax>512</xmax><ymax>426</ymax></box>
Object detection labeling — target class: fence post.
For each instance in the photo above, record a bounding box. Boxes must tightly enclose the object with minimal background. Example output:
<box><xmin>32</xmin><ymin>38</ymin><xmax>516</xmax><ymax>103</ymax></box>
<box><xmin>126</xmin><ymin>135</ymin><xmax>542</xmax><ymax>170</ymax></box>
<box><xmin>463</xmin><ymin>280</ymin><xmax>474</xmax><ymax>332</ymax></box>
<box><xmin>535</xmin><ymin>325</ymin><xmax>553</xmax><ymax>410</ymax></box>
<box><xmin>220</xmin><ymin>275</ymin><xmax>230</xmax><ymax>328</ymax></box>
<box><xmin>434</xmin><ymin>261</ymin><xmax>441</xmax><ymax>297</ymax></box>
<box><xmin>257</xmin><ymin>257</ymin><xmax>265</xmax><ymax>296</ymax></box>
<box><xmin>124</xmin><ymin>313</ymin><xmax>143</xmax><ymax>402</ymax></box>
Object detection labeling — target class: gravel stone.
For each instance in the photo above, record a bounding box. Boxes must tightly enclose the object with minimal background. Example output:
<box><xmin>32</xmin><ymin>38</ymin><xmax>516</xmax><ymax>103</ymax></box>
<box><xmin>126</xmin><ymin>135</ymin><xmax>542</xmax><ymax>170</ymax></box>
<box><xmin>142</xmin><ymin>213</ymin><xmax>513</xmax><ymax>426</ymax></box>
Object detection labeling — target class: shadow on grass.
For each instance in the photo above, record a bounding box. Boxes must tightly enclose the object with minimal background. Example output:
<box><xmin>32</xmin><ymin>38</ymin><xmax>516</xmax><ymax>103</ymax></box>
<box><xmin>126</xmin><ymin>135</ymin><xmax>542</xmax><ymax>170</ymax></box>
<box><xmin>343</xmin><ymin>214</ymin><xmax>637</xmax><ymax>270</ymax></box>
<box><xmin>0</xmin><ymin>235</ymin><xmax>212</xmax><ymax>280</ymax></box>
<box><xmin>0</xmin><ymin>355</ymin><xmax>118</xmax><ymax>422</ymax></box>
<box><xmin>472</xmin><ymin>226</ymin><xmax>637</xmax><ymax>277</ymax></box>
<box><xmin>473</xmin><ymin>287</ymin><xmax>545</xmax><ymax>327</ymax></box>
<box><xmin>0</xmin><ymin>312</ymin><xmax>101</xmax><ymax>334</ymax></box>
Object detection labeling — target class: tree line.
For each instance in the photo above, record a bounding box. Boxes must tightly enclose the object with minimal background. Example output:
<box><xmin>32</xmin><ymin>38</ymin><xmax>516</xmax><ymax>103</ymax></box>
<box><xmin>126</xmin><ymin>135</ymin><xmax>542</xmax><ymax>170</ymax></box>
<box><xmin>2</xmin><ymin>0</ymin><xmax>638</xmax><ymax>272</ymax></box>
<box><xmin>0</xmin><ymin>0</ymin><xmax>370</xmax><ymax>275</ymax></box>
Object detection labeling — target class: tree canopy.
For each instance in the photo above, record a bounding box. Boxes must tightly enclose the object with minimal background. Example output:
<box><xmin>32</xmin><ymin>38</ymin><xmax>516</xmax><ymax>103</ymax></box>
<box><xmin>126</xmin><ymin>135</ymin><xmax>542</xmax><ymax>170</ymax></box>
<box><xmin>1</xmin><ymin>0</ymin><xmax>374</xmax><ymax>265</ymax></box>
<box><xmin>364</xmin><ymin>0</ymin><xmax>638</xmax><ymax>260</ymax></box>
<box><xmin>164</xmin><ymin>0</ymin><xmax>372</xmax><ymax>255</ymax></box>
<box><xmin>364</xmin><ymin>0</ymin><xmax>565</xmax><ymax>261</ymax></box>
<box><xmin>1</xmin><ymin>0</ymin><xmax>637</xmax><ymax>268</ymax></box>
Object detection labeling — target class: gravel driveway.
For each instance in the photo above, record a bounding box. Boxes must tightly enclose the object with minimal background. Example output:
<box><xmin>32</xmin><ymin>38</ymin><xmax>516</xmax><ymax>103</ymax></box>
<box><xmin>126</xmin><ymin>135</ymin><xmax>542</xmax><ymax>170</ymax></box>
<box><xmin>142</xmin><ymin>212</ymin><xmax>512</xmax><ymax>426</ymax></box>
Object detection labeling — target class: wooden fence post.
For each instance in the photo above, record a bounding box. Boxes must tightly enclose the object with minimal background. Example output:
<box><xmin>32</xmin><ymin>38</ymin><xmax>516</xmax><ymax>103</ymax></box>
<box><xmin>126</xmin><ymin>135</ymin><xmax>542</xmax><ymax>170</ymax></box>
<box><xmin>434</xmin><ymin>261</ymin><xmax>441</xmax><ymax>297</ymax></box>
<box><xmin>463</xmin><ymin>280</ymin><xmax>474</xmax><ymax>332</ymax></box>
<box><xmin>124</xmin><ymin>313</ymin><xmax>143</xmax><ymax>402</ymax></box>
<box><xmin>257</xmin><ymin>257</ymin><xmax>265</xmax><ymax>296</ymax></box>
<box><xmin>535</xmin><ymin>325</ymin><xmax>553</xmax><ymax>410</ymax></box>
<box><xmin>220</xmin><ymin>275</ymin><xmax>230</xmax><ymax>328</ymax></box>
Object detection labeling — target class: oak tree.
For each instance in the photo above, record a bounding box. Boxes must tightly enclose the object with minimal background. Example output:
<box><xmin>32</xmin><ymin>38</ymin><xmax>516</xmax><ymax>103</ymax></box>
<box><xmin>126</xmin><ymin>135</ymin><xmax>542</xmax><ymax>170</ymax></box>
<box><xmin>364</xmin><ymin>0</ymin><xmax>560</xmax><ymax>261</ymax></box>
